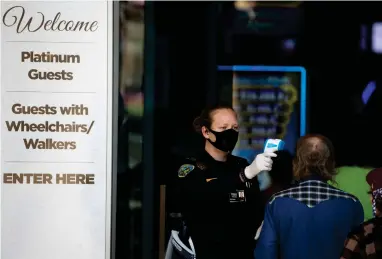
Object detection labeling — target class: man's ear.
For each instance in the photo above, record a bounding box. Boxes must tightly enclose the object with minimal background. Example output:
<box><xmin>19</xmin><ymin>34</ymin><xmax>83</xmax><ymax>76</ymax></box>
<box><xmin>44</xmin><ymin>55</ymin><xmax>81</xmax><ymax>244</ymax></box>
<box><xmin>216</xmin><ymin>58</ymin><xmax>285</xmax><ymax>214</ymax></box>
<box><xmin>201</xmin><ymin>126</ymin><xmax>209</xmax><ymax>139</ymax></box>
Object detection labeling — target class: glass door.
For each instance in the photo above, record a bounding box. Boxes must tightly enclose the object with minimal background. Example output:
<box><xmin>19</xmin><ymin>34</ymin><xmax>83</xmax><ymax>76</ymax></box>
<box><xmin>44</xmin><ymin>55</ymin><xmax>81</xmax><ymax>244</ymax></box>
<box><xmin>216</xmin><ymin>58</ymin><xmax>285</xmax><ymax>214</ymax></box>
<box><xmin>117</xmin><ymin>1</ymin><xmax>145</xmax><ymax>259</ymax></box>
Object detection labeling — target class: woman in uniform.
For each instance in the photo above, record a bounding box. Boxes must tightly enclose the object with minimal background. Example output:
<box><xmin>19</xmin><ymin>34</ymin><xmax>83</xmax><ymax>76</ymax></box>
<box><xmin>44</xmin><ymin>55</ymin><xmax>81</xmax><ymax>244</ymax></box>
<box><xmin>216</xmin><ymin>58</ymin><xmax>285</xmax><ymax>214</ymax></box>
<box><xmin>171</xmin><ymin>105</ymin><xmax>277</xmax><ymax>259</ymax></box>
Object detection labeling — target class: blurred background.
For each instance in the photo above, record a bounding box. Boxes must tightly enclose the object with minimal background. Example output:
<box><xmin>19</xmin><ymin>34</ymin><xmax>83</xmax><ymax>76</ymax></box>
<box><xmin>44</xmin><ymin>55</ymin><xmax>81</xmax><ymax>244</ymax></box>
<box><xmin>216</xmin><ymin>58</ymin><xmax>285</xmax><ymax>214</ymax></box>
<box><xmin>115</xmin><ymin>1</ymin><xmax>382</xmax><ymax>259</ymax></box>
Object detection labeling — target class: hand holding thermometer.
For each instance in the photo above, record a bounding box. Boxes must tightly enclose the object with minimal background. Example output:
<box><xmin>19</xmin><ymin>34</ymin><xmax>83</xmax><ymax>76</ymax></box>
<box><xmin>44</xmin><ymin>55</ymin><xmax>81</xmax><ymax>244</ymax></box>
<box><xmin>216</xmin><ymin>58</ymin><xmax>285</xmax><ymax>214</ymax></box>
<box><xmin>243</xmin><ymin>139</ymin><xmax>284</xmax><ymax>181</ymax></box>
<box><xmin>257</xmin><ymin>139</ymin><xmax>285</xmax><ymax>191</ymax></box>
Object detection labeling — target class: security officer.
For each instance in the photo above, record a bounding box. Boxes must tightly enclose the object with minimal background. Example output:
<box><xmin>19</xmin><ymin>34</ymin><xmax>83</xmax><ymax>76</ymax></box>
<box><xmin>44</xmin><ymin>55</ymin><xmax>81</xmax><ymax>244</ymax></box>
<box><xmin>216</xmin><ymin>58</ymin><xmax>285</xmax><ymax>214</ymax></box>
<box><xmin>168</xmin><ymin>105</ymin><xmax>277</xmax><ymax>259</ymax></box>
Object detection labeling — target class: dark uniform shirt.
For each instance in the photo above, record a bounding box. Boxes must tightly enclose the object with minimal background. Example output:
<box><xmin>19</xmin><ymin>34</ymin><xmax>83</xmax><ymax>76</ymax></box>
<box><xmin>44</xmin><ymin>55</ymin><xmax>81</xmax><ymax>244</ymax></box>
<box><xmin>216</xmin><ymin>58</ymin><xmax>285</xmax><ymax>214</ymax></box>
<box><xmin>170</xmin><ymin>151</ymin><xmax>265</xmax><ymax>259</ymax></box>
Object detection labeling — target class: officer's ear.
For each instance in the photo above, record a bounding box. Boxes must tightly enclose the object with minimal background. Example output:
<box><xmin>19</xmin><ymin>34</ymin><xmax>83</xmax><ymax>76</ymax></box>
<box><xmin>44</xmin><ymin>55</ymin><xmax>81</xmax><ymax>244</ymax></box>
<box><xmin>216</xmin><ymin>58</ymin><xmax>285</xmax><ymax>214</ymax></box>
<box><xmin>201</xmin><ymin>126</ymin><xmax>209</xmax><ymax>139</ymax></box>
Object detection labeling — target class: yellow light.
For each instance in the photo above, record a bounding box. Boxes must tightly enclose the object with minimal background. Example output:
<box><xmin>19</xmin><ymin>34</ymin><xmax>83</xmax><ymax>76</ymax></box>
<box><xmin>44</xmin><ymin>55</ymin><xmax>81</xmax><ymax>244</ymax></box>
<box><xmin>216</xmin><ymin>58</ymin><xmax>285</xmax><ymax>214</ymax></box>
<box><xmin>234</xmin><ymin>1</ymin><xmax>256</xmax><ymax>11</ymax></box>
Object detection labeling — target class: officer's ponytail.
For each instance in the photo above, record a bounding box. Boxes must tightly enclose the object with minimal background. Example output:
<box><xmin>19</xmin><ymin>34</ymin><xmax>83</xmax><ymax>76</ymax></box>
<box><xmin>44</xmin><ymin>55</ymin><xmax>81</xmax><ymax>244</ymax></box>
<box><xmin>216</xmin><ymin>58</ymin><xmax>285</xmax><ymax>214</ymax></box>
<box><xmin>192</xmin><ymin>116</ymin><xmax>204</xmax><ymax>134</ymax></box>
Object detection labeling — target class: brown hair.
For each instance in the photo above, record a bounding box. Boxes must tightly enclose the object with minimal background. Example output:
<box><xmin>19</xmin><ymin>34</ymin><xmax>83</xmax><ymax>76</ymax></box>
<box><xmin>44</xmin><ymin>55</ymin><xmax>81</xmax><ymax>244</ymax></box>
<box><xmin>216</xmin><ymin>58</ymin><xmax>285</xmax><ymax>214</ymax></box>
<box><xmin>293</xmin><ymin>134</ymin><xmax>337</xmax><ymax>181</ymax></box>
<box><xmin>193</xmin><ymin>105</ymin><xmax>234</xmax><ymax>134</ymax></box>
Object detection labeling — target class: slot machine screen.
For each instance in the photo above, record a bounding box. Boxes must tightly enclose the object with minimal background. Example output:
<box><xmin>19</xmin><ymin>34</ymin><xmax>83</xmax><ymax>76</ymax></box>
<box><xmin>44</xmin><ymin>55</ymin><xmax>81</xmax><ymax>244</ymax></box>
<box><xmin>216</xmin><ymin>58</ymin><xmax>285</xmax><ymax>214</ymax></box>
<box><xmin>218</xmin><ymin>65</ymin><xmax>307</xmax><ymax>162</ymax></box>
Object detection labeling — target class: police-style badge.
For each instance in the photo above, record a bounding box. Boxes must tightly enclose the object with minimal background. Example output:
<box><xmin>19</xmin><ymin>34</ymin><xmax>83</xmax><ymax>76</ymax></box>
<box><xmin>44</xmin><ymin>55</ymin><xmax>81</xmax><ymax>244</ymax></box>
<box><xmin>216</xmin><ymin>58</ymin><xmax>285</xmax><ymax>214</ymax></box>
<box><xmin>229</xmin><ymin>190</ymin><xmax>246</xmax><ymax>203</ymax></box>
<box><xmin>178</xmin><ymin>164</ymin><xmax>195</xmax><ymax>178</ymax></box>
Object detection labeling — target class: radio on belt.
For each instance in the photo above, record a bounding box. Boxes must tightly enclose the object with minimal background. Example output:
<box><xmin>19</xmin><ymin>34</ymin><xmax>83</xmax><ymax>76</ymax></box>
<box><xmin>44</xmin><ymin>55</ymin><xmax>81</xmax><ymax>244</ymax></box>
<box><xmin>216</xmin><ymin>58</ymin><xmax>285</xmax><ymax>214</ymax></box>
<box><xmin>263</xmin><ymin>139</ymin><xmax>285</xmax><ymax>153</ymax></box>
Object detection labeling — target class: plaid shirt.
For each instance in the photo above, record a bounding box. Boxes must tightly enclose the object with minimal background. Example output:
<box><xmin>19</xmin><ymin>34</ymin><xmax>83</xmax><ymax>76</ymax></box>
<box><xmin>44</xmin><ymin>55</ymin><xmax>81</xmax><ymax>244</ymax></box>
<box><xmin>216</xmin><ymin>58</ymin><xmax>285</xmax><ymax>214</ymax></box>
<box><xmin>341</xmin><ymin>217</ymin><xmax>382</xmax><ymax>259</ymax></box>
<box><xmin>269</xmin><ymin>179</ymin><xmax>358</xmax><ymax>207</ymax></box>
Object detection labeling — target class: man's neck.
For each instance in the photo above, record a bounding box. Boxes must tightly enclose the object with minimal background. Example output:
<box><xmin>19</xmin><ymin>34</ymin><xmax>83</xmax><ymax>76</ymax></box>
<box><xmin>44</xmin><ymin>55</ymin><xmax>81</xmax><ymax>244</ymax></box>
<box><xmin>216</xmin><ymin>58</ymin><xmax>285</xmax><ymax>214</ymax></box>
<box><xmin>300</xmin><ymin>174</ymin><xmax>328</xmax><ymax>183</ymax></box>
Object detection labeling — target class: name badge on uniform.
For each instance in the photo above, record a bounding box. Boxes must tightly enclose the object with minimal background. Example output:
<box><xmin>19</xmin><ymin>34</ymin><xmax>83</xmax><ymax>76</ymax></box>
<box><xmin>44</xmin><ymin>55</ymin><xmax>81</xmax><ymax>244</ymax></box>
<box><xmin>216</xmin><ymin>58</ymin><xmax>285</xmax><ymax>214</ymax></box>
<box><xmin>229</xmin><ymin>190</ymin><xmax>246</xmax><ymax>203</ymax></box>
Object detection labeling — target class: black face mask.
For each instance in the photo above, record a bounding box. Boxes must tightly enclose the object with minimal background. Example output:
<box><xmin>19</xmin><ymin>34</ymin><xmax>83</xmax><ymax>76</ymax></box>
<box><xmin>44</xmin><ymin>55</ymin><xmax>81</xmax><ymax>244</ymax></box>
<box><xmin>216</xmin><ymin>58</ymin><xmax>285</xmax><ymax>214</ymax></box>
<box><xmin>207</xmin><ymin>128</ymin><xmax>239</xmax><ymax>153</ymax></box>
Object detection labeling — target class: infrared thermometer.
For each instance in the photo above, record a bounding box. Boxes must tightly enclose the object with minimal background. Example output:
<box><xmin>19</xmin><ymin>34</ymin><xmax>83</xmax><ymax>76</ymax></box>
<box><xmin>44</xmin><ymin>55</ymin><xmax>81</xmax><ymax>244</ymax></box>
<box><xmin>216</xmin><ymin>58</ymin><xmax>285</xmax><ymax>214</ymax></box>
<box><xmin>257</xmin><ymin>139</ymin><xmax>285</xmax><ymax>191</ymax></box>
<box><xmin>264</xmin><ymin>139</ymin><xmax>285</xmax><ymax>153</ymax></box>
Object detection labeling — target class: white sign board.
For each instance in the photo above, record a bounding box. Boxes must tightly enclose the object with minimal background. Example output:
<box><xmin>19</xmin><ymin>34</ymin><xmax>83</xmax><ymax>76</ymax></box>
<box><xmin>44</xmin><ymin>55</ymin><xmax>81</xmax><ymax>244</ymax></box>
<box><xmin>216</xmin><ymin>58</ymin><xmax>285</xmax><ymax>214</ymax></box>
<box><xmin>0</xmin><ymin>1</ymin><xmax>114</xmax><ymax>259</ymax></box>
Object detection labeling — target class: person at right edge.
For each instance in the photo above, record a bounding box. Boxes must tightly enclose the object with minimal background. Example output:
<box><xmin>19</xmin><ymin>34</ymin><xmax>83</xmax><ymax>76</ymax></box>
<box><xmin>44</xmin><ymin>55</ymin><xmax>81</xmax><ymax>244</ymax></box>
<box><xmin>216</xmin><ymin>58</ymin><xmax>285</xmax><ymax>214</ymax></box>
<box><xmin>170</xmin><ymin>105</ymin><xmax>276</xmax><ymax>259</ymax></box>
<box><xmin>340</xmin><ymin>168</ymin><xmax>382</xmax><ymax>258</ymax></box>
<box><xmin>255</xmin><ymin>134</ymin><xmax>364</xmax><ymax>259</ymax></box>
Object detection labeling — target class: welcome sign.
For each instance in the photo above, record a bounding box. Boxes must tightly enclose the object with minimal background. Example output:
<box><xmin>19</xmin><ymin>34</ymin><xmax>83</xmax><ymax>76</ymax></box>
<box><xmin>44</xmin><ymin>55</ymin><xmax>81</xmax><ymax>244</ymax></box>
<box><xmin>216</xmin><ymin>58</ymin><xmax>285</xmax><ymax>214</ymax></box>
<box><xmin>0</xmin><ymin>1</ymin><xmax>114</xmax><ymax>259</ymax></box>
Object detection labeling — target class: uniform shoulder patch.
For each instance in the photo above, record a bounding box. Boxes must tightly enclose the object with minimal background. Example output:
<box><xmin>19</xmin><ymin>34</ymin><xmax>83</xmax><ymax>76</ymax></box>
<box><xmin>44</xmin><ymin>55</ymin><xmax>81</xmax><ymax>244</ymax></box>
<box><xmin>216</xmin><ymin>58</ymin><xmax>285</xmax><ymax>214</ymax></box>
<box><xmin>178</xmin><ymin>164</ymin><xmax>195</xmax><ymax>178</ymax></box>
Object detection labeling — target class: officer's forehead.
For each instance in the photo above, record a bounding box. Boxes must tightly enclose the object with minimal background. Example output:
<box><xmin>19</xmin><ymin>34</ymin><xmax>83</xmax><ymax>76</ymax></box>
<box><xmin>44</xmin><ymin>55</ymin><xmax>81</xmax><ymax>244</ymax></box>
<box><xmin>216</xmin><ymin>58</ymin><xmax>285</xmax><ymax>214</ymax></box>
<box><xmin>211</xmin><ymin>109</ymin><xmax>237</xmax><ymax>125</ymax></box>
